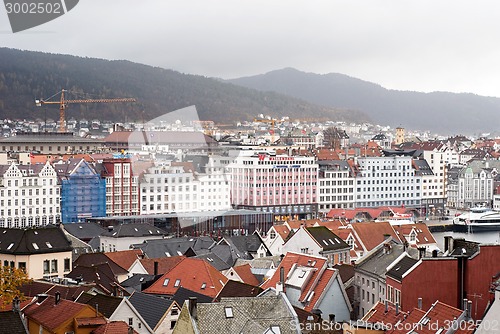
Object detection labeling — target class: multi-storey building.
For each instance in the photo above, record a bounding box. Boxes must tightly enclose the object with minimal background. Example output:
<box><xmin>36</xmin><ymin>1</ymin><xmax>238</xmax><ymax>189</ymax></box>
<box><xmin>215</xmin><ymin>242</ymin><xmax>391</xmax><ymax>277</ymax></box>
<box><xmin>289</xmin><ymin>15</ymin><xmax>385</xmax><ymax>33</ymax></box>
<box><xmin>0</xmin><ymin>162</ymin><xmax>60</xmax><ymax>228</ymax></box>
<box><xmin>317</xmin><ymin>160</ymin><xmax>356</xmax><ymax>212</ymax></box>
<box><xmin>457</xmin><ymin>159</ymin><xmax>500</xmax><ymax>209</ymax></box>
<box><xmin>418</xmin><ymin>150</ymin><xmax>447</xmax><ymax>216</ymax></box>
<box><xmin>228</xmin><ymin>152</ymin><xmax>318</xmax><ymax>220</ymax></box>
<box><xmin>101</xmin><ymin>158</ymin><xmax>149</xmax><ymax>216</ymax></box>
<box><xmin>55</xmin><ymin>159</ymin><xmax>106</xmax><ymax>223</ymax></box>
<box><xmin>139</xmin><ymin>156</ymin><xmax>231</xmax><ymax>215</ymax></box>
<box><xmin>355</xmin><ymin>155</ymin><xmax>421</xmax><ymax>209</ymax></box>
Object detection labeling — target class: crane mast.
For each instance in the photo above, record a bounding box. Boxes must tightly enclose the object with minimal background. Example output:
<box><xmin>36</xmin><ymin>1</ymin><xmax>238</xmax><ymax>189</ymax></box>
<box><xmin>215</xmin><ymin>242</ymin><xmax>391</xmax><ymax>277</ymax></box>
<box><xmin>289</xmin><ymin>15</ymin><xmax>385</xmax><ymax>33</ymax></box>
<box><xmin>35</xmin><ymin>89</ymin><xmax>136</xmax><ymax>132</ymax></box>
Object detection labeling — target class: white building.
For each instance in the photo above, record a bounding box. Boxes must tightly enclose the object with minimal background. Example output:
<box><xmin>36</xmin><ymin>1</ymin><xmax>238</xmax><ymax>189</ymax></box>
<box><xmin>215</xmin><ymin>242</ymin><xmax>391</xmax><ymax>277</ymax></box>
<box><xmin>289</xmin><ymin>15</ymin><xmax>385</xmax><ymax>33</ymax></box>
<box><xmin>318</xmin><ymin>160</ymin><xmax>356</xmax><ymax>212</ymax></box>
<box><xmin>355</xmin><ymin>155</ymin><xmax>421</xmax><ymax>208</ymax></box>
<box><xmin>0</xmin><ymin>162</ymin><xmax>60</xmax><ymax>228</ymax></box>
<box><xmin>140</xmin><ymin>157</ymin><xmax>231</xmax><ymax>215</ymax></box>
<box><xmin>458</xmin><ymin>160</ymin><xmax>500</xmax><ymax>209</ymax></box>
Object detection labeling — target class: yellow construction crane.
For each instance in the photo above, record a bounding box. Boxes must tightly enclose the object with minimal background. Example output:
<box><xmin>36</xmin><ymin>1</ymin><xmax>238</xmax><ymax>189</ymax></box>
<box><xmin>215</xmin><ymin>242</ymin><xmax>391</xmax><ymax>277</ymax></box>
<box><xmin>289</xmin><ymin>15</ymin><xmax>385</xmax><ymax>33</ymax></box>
<box><xmin>254</xmin><ymin>118</ymin><xmax>278</xmax><ymax>144</ymax></box>
<box><xmin>35</xmin><ymin>89</ymin><xmax>136</xmax><ymax>132</ymax></box>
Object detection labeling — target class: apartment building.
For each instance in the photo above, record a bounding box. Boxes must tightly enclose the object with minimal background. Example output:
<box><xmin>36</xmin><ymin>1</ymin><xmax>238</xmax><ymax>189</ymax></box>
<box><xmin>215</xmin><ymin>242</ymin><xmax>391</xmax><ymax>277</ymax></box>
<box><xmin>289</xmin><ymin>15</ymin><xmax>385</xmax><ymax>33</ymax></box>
<box><xmin>317</xmin><ymin>160</ymin><xmax>356</xmax><ymax>212</ymax></box>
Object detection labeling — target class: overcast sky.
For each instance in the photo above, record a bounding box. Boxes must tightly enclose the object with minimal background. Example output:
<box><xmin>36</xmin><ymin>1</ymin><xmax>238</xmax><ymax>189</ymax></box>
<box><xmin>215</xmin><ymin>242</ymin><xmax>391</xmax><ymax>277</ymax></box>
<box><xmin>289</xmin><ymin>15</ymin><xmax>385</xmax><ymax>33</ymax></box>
<box><xmin>2</xmin><ymin>1</ymin><xmax>500</xmax><ymax>97</ymax></box>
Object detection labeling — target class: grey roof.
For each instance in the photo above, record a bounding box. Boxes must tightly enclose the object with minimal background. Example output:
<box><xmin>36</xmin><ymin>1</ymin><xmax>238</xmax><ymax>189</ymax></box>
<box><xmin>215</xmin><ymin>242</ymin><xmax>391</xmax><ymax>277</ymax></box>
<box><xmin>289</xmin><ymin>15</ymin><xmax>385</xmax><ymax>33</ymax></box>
<box><xmin>356</xmin><ymin>240</ymin><xmax>412</xmax><ymax>278</ymax></box>
<box><xmin>62</xmin><ymin>222</ymin><xmax>106</xmax><ymax>241</ymax></box>
<box><xmin>76</xmin><ymin>292</ymin><xmax>123</xmax><ymax>318</ymax></box>
<box><xmin>194</xmin><ymin>252</ymin><xmax>232</xmax><ymax>271</ymax></box>
<box><xmin>0</xmin><ymin>132</ymin><xmax>101</xmax><ymax>143</ymax></box>
<box><xmin>386</xmin><ymin>256</ymin><xmax>419</xmax><ymax>281</ymax></box>
<box><xmin>459</xmin><ymin>159</ymin><xmax>500</xmax><ymax>177</ymax></box>
<box><xmin>0</xmin><ymin>226</ymin><xmax>72</xmax><ymax>255</ymax></box>
<box><xmin>195</xmin><ymin>295</ymin><xmax>299</xmax><ymax>334</ymax></box>
<box><xmin>220</xmin><ymin>234</ymin><xmax>270</xmax><ymax>259</ymax></box>
<box><xmin>413</xmin><ymin>159</ymin><xmax>434</xmax><ymax>176</ymax></box>
<box><xmin>128</xmin><ymin>291</ymin><xmax>174</xmax><ymax>330</ymax></box>
<box><xmin>171</xmin><ymin>287</ymin><xmax>213</xmax><ymax>306</ymax></box>
<box><xmin>372</xmin><ymin>133</ymin><xmax>388</xmax><ymax>141</ymax></box>
<box><xmin>131</xmin><ymin>236</ymin><xmax>215</xmax><ymax>259</ymax></box>
<box><xmin>306</xmin><ymin>226</ymin><xmax>350</xmax><ymax>251</ymax></box>
<box><xmin>0</xmin><ymin>311</ymin><xmax>28</xmax><ymax>334</ymax></box>
<box><xmin>101</xmin><ymin>223</ymin><xmax>167</xmax><ymax>238</ymax></box>
<box><xmin>449</xmin><ymin>239</ymin><xmax>480</xmax><ymax>257</ymax></box>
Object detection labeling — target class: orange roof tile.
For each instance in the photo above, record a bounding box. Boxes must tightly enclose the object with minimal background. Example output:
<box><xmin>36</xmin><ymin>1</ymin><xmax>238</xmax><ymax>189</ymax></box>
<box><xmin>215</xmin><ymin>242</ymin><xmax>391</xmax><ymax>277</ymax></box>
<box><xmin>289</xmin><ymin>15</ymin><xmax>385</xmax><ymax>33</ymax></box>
<box><xmin>392</xmin><ymin>223</ymin><xmax>436</xmax><ymax>245</ymax></box>
<box><xmin>92</xmin><ymin>321</ymin><xmax>139</xmax><ymax>334</ymax></box>
<box><xmin>272</xmin><ymin>224</ymin><xmax>291</xmax><ymax>241</ymax></box>
<box><xmin>286</xmin><ymin>219</ymin><xmax>321</xmax><ymax>230</ymax></box>
<box><xmin>363</xmin><ymin>301</ymin><xmax>407</xmax><ymax>325</ymax></box>
<box><xmin>304</xmin><ymin>268</ymin><xmax>336</xmax><ymax>312</ymax></box>
<box><xmin>233</xmin><ymin>264</ymin><xmax>260</xmax><ymax>286</ymax></box>
<box><xmin>105</xmin><ymin>249</ymin><xmax>143</xmax><ymax>271</ymax></box>
<box><xmin>143</xmin><ymin>258</ymin><xmax>227</xmax><ymax>298</ymax></box>
<box><xmin>350</xmin><ymin>222</ymin><xmax>399</xmax><ymax>252</ymax></box>
<box><xmin>261</xmin><ymin>252</ymin><xmax>327</xmax><ymax>302</ymax></box>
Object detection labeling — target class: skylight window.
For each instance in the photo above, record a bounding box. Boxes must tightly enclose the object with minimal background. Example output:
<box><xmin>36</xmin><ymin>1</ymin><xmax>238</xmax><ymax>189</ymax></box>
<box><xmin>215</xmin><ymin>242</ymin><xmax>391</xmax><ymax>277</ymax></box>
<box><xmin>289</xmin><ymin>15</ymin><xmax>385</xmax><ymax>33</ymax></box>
<box><xmin>323</xmin><ymin>240</ymin><xmax>328</xmax><ymax>246</ymax></box>
<box><xmin>46</xmin><ymin>242</ymin><xmax>52</xmax><ymax>248</ymax></box>
<box><xmin>134</xmin><ymin>228</ymin><xmax>138</xmax><ymax>232</ymax></box>
<box><xmin>163</xmin><ymin>278</ymin><xmax>169</xmax><ymax>286</ymax></box>
<box><xmin>201</xmin><ymin>283</ymin><xmax>206</xmax><ymax>289</ymax></box>
<box><xmin>32</xmin><ymin>243</ymin><xmax>39</xmax><ymax>250</ymax></box>
<box><xmin>174</xmin><ymin>279</ymin><xmax>181</xmax><ymax>287</ymax></box>
<box><xmin>329</xmin><ymin>239</ymin><xmax>334</xmax><ymax>244</ymax></box>
<box><xmin>224</xmin><ymin>307</ymin><xmax>233</xmax><ymax>318</ymax></box>
<box><xmin>34</xmin><ymin>231</ymin><xmax>38</xmax><ymax>235</ymax></box>
<box><xmin>7</xmin><ymin>243</ymin><xmax>14</xmax><ymax>250</ymax></box>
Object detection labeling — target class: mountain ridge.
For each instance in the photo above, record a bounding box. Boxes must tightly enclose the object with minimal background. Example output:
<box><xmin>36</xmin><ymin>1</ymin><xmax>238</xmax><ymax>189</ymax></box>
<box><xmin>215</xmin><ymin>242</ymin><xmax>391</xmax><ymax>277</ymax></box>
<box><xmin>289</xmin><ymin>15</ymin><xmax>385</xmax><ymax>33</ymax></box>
<box><xmin>0</xmin><ymin>48</ymin><xmax>368</xmax><ymax>126</ymax></box>
<box><xmin>228</xmin><ymin>67</ymin><xmax>500</xmax><ymax>135</ymax></box>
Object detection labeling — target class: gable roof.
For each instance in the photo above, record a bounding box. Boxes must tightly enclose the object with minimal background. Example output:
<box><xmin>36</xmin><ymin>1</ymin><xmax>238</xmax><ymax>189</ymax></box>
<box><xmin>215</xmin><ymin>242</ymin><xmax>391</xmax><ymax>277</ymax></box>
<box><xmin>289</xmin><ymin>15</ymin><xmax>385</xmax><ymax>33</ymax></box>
<box><xmin>131</xmin><ymin>236</ymin><xmax>215</xmax><ymax>259</ymax></box>
<box><xmin>20</xmin><ymin>280</ymin><xmax>92</xmax><ymax>301</ymax></box>
<box><xmin>362</xmin><ymin>301</ymin><xmax>408</xmax><ymax>324</ymax></box>
<box><xmin>92</xmin><ymin>321</ymin><xmax>139</xmax><ymax>334</ymax></box>
<box><xmin>0</xmin><ymin>226</ymin><xmax>72</xmax><ymax>255</ymax></box>
<box><xmin>194</xmin><ymin>295</ymin><xmax>299</xmax><ymax>334</ymax></box>
<box><xmin>392</xmin><ymin>223</ymin><xmax>437</xmax><ymax>246</ymax></box>
<box><xmin>386</xmin><ymin>255</ymin><xmax>419</xmax><ymax>282</ymax></box>
<box><xmin>101</xmin><ymin>223</ymin><xmax>166</xmax><ymax>238</ymax></box>
<box><xmin>62</xmin><ymin>222</ymin><xmax>106</xmax><ymax>241</ymax></box>
<box><xmin>305</xmin><ymin>226</ymin><xmax>350</xmax><ymax>251</ymax></box>
<box><xmin>232</xmin><ymin>264</ymin><xmax>260</xmax><ymax>286</ymax></box>
<box><xmin>128</xmin><ymin>291</ymin><xmax>175</xmax><ymax>330</ymax></box>
<box><xmin>272</xmin><ymin>224</ymin><xmax>291</xmax><ymax>241</ymax></box>
<box><xmin>260</xmin><ymin>252</ymin><xmax>327</xmax><ymax>303</ymax></box>
<box><xmin>73</xmin><ymin>253</ymin><xmax>128</xmax><ymax>276</ymax></box>
<box><xmin>0</xmin><ymin>311</ymin><xmax>28</xmax><ymax>334</ymax></box>
<box><xmin>171</xmin><ymin>286</ymin><xmax>213</xmax><ymax>306</ymax></box>
<box><xmin>139</xmin><ymin>256</ymin><xmax>186</xmax><ymax>275</ymax></box>
<box><xmin>76</xmin><ymin>292</ymin><xmax>123</xmax><ymax>318</ymax></box>
<box><xmin>104</xmin><ymin>249</ymin><xmax>144</xmax><ymax>271</ymax></box>
<box><xmin>143</xmin><ymin>258</ymin><xmax>228</xmax><ymax>298</ymax></box>
<box><xmin>22</xmin><ymin>295</ymin><xmax>102</xmax><ymax>332</ymax></box>
<box><xmin>66</xmin><ymin>262</ymin><xmax>123</xmax><ymax>295</ymax></box>
<box><xmin>349</xmin><ymin>221</ymin><xmax>399</xmax><ymax>252</ymax></box>
<box><xmin>213</xmin><ymin>280</ymin><xmax>264</xmax><ymax>302</ymax></box>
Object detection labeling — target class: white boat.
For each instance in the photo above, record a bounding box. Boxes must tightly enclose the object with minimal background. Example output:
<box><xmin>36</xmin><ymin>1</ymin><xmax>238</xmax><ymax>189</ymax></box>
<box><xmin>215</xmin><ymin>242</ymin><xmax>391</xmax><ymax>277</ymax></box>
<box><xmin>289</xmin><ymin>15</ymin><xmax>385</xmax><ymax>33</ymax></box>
<box><xmin>453</xmin><ymin>207</ymin><xmax>500</xmax><ymax>231</ymax></box>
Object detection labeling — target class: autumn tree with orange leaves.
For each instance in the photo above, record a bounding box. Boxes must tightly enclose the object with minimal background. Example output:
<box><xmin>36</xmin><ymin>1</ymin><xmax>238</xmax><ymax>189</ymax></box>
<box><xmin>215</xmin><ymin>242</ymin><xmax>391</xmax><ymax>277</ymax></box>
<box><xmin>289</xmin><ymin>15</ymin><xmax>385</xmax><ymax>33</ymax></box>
<box><xmin>0</xmin><ymin>266</ymin><xmax>31</xmax><ymax>308</ymax></box>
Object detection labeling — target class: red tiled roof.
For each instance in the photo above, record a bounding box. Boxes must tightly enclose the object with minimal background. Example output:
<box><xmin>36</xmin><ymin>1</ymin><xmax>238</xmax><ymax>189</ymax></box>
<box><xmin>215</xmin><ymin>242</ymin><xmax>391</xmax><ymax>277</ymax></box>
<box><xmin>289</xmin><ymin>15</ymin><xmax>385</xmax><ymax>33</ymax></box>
<box><xmin>92</xmin><ymin>321</ymin><xmax>139</xmax><ymax>334</ymax></box>
<box><xmin>286</xmin><ymin>219</ymin><xmax>321</xmax><ymax>230</ymax></box>
<box><xmin>316</xmin><ymin>149</ymin><xmax>340</xmax><ymax>161</ymax></box>
<box><xmin>388</xmin><ymin>308</ymin><xmax>425</xmax><ymax>334</ymax></box>
<box><xmin>392</xmin><ymin>223</ymin><xmax>437</xmax><ymax>245</ymax></box>
<box><xmin>233</xmin><ymin>264</ymin><xmax>260</xmax><ymax>286</ymax></box>
<box><xmin>74</xmin><ymin>317</ymin><xmax>107</xmax><ymax>327</ymax></box>
<box><xmin>363</xmin><ymin>301</ymin><xmax>407</xmax><ymax>325</ymax></box>
<box><xmin>350</xmin><ymin>222</ymin><xmax>399</xmax><ymax>252</ymax></box>
<box><xmin>414</xmin><ymin>301</ymin><xmax>471</xmax><ymax>334</ymax></box>
<box><xmin>304</xmin><ymin>268</ymin><xmax>336</xmax><ymax>312</ymax></box>
<box><xmin>272</xmin><ymin>224</ymin><xmax>291</xmax><ymax>241</ymax></box>
<box><xmin>105</xmin><ymin>249</ymin><xmax>144</xmax><ymax>271</ymax></box>
<box><xmin>23</xmin><ymin>296</ymin><xmax>98</xmax><ymax>331</ymax></box>
<box><xmin>143</xmin><ymin>258</ymin><xmax>227</xmax><ymax>298</ymax></box>
<box><xmin>261</xmin><ymin>252</ymin><xmax>327</xmax><ymax>302</ymax></box>
<box><xmin>139</xmin><ymin>256</ymin><xmax>185</xmax><ymax>275</ymax></box>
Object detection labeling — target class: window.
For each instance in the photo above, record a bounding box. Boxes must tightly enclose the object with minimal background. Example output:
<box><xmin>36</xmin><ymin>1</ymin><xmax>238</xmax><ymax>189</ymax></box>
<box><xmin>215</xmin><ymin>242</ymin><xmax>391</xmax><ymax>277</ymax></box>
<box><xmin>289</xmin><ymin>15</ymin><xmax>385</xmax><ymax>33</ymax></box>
<box><xmin>64</xmin><ymin>258</ymin><xmax>71</xmax><ymax>272</ymax></box>
<box><xmin>128</xmin><ymin>318</ymin><xmax>133</xmax><ymax>326</ymax></box>
<box><xmin>163</xmin><ymin>278</ymin><xmax>170</xmax><ymax>286</ymax></box>
<box><xmin>224</xmin><ymin>307</ymin><xmax>233</xmax><ymax>318</ymax></box>
<box><xmin>174</xmin><ymin>279</ymin><xmax>181</xmax><ymax>287</ymax></box>
<box><xmin>170</xmin><ymin>321</ymin><xmax>177</xmax><ymax>330</ymax></box>
<box><xmin>51</xmin><ymin>259</ymin><xmax>58</xmax><ymax>273</ymax></box>
<box><xmin>43</xmin><ymin>260</ymin><xmax>50</xmax><ymax>274</ymax></box>
<box><xmin>18</xmin><ymin>262</ymin><xmax>26</xmax><ymax>271</ymax></box>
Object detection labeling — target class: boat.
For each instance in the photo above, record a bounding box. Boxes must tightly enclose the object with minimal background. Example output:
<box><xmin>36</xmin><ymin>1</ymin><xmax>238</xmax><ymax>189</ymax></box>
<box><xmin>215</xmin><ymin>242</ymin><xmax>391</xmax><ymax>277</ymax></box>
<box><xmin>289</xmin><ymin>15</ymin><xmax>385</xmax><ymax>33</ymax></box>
<box><xmin>452</xmin><ymin>207</ymin><xmax>500</xmax><ymax>231</ymax></box>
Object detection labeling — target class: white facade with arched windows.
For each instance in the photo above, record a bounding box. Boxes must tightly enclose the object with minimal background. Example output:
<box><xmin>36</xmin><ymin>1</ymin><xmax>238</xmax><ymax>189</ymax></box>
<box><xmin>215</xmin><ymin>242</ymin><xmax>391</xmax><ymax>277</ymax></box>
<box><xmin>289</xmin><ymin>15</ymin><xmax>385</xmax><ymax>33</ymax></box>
<box><xmin>0</xmin><ymin>162</ymin><xmax>60</xmax><ymax>228</ymax></box>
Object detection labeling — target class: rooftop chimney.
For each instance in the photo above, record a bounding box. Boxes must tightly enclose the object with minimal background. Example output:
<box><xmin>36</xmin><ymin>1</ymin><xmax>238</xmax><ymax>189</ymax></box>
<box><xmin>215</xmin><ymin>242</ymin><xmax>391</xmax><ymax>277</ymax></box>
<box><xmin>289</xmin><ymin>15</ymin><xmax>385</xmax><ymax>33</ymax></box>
<box><xmin>55</xmin><ymin>291</ymin><xmax>61</xmax><ymax>305</ymax></box>
<box><xmin>384</xmin><ymin>300</ymin><xmax>388</xmax><ymax>313</ymax></box>
<box><xmin>188</xmin><ymin>297</ymin><xmax>197</xmax><ymax>320</ymax></box>
<box><xmin>154</xmin><ymin>261</ymin><xmax>159</xmax><ymax>276</ymax></box>
<box><xmin>280</xmin><ymin>267</ymin><xmax>285</xmax><ymax>293</ymax></box>
<box><xmin>418</xmin><ymin>297</ymin><xmax>422</xmax><ymax>310</ymax></box>
<box><xmin>418</xmin><ymin>247</ymin><xmax>426</xmax><ymax>259</ymax></box>
<box><xmin>395</xmin><ymin>302</ymin><xmax>400</xmax><ymax>315</ymax></box>
<box><xmin>466</xmin><ymin>300</ymin><xmax>472</xmax><ymax>320</ymax></box>
<box><xmin>12</xmin><ymin>296</ymin><xmax>20</xmax><ymax>312</ymax></box>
